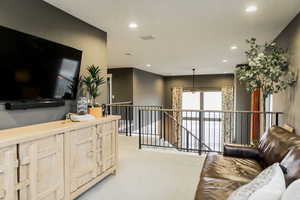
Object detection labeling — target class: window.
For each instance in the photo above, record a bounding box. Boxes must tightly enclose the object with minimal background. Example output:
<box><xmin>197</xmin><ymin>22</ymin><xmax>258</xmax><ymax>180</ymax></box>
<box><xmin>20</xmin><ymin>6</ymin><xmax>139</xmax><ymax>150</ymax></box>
<box><xmin>181</xmin><ymin>90</ymin><xmax>223</xmax><ymax>151</ymax></box>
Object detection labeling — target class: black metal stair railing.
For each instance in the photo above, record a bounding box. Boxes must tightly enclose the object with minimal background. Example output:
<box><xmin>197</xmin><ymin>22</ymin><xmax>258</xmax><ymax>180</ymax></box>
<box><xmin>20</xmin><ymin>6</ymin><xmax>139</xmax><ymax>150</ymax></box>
<box><xmin>105</xmin><ymin>104</ymin><xmax>283</xmax><ymax>154</ymax></box>
<box><xmin>105</xmin><ymin>104</ymin><xmax>162</xmax><ymax>136</ymax></box>
<box><xmin>137</xmin><ymin>108</ymin><xmax>283</xmax><ymax>154</ymax></box>
<box><xmin>158</xmin><ymin>110</ymin><xmax>212</xmax><ymax>153</ymax></box>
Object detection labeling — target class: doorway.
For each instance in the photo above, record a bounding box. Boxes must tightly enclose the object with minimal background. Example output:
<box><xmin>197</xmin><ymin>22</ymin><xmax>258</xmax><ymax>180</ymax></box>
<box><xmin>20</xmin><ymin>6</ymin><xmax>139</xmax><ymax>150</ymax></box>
<box><xmin>107</xmin><ymin>74</ymin><xmax>112</xmax><ymax>104</ymax></box>
<box><xmin>182</xmin><ymin>90</ymin><xmax>222</xmax><ymax>151</ymax></box>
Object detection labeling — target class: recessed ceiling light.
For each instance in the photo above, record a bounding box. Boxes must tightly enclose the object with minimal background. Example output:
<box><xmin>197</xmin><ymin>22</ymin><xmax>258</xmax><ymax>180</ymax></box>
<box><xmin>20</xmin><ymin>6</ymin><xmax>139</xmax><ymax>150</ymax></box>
<box><xmin>230</xmin><ymin>45</ymin><xmax>238</xmax><ymax>50</ymax></box>
<box><xmin>146</xmin><ymin>64</ymin><xmax>152</xmax><ymax>67</ymax></box>
<box><xmin>222</xmin><ymin>59</ymin><xmax>228</xmax><ymax>63</ymax></box>
<box><xmin>246</xmin><ymin>5</ymin><xmax>257</xmax><ymax>13</ymax></box>
<box><xmin>129</xmin><ymin>22</ymin><xmax>138</xmax><ymax>29</ymax></box>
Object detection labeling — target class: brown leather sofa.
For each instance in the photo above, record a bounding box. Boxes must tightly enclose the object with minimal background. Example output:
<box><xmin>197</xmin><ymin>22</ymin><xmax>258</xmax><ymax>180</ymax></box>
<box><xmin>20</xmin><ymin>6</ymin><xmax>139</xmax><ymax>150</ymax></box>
<box><xmin>195</xmin><ymin>126</ymin><xmax>300</xmax><ymax>200</ymax></box>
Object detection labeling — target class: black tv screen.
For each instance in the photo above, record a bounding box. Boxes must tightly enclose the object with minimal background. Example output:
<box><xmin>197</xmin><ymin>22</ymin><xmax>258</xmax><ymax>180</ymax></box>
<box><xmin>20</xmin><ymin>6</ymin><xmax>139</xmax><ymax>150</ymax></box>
<box><xmin>0</xmin><ymin>25</ymin><xmax>82</xmax><ymax>100</ymax></box>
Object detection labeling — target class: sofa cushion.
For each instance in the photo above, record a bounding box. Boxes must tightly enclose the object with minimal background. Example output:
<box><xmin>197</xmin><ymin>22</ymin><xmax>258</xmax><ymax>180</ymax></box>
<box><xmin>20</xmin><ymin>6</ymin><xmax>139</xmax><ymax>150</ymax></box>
<box><xmin>195</xmin><ymin>177</ymin><xmax>245</xmax><ymax>200</ymax></box>
<box><xmin>195</xmin><ymin>153</ymin><xmax>263</xmax><ymax>200</ymax></box>
<box><xmin>224</xmin><ymin>144</ymin><xmax>260</xmax><ymax>160</ymax></box>
<box><xmin>258</xmin><ymin>126</ymin><xmax>300</xmax><ymax>166</ymax></box>
<box><xmin>227</xmin><ymin>163</ymin><xmax>285</xmax><ymax>200</ymax></box>
<box><xmin>281</xmin><ymin>178</ymin><xmax>300</xmax><ymax>200</ymax></box>
<box><xmin>201</xmin><ymin>153</ymin><xmax>263</xmax><ymax>183</ymax></box>
<box><xmin>280</xmin><ymin>147</ymin><xmax>300</xmax><ymax>185</ymax></box>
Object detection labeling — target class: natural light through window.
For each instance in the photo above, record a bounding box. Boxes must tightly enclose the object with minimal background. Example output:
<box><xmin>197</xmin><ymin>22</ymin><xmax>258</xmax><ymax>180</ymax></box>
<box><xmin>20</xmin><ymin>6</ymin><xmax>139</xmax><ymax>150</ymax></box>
<box><xmin>182</xmin><ymin>91</ymin><xmax>201</xmax><ymax>110</ymax></box>
<box><xmin>203</xmin><ymin>92</ymin><xmax>222</xmax><ymax>110</ymax></box>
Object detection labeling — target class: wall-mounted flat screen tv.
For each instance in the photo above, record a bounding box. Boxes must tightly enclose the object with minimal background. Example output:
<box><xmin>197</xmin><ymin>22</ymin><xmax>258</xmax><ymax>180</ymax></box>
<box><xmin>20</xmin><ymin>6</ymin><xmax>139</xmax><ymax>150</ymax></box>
<box><xmin>0</xmin><ymin>25</ymin><xmax>82</xmax><ymax>100</ymax></box>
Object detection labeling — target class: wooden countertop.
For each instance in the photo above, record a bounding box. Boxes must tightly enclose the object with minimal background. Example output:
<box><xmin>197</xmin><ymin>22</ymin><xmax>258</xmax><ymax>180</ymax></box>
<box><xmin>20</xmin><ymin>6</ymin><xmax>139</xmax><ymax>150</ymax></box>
<box><xmin>0</xmin><ymin>115</ymin><xmax>121</xmax><ymax>148</ymax></box>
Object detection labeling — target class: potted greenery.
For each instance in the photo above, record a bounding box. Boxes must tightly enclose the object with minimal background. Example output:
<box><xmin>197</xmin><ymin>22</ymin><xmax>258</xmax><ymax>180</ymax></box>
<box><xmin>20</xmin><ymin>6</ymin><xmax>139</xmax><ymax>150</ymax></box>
<box><xmin>236</xmin><ymin>38</ymin><xmax>297</xmax><ymax>130</ymax></box>
<box><xmin>81</xmin><ymin>65</ymin><xmax>105</xmax><ymax>118</ymax></box>
<box><xmin>236</xmin><ymin>38</ymin><xmax>297</xmax><ymax>111</ymax></box>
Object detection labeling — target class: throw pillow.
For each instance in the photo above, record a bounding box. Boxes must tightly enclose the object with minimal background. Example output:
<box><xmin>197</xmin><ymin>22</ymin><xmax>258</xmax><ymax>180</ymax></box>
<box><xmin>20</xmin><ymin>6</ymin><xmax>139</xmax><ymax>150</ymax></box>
<box><xmin>281</xmin><ymin>179</ymin><xmax>300</xmax><ymax>200</ymax></box>
<box><xmin>227</xmin><ymin>163</ymin><xmax>285</xmax><ymax>200</ymax></box>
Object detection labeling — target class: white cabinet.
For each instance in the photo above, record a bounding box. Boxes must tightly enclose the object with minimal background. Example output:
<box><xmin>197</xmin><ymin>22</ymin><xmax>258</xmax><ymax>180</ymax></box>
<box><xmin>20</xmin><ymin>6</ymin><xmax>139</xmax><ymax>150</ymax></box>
<box><xmin>18</xmin><ymin>134</ymin><xmax>64</xmax><ymax>200</ymax></box>
<box><xmin>0</xmin><ymin>116</ymin><xmax>119</xmax><ymax>200</ymax></box>
<box><xmin>0</xmin><ymin>146</ymin><xmax>18</xmax><ymax>200</ymax></box>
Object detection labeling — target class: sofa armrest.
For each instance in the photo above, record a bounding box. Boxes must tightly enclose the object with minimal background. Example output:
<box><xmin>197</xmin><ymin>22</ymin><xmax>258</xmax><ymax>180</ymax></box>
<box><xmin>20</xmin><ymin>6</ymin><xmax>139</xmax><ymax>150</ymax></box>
<box><xmin>224</xmin><ymin>144</ymin><xmax>260</xmax><ymax>160</ymax></box>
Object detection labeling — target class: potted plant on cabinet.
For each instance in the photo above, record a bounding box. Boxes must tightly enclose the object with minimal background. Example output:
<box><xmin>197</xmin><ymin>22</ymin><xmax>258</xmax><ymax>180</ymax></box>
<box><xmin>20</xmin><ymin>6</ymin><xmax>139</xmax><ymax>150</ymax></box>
<box><xmin>81</xmin><ymin>65</ymin><xmax>105</xmax><ymax>118</ymax></box>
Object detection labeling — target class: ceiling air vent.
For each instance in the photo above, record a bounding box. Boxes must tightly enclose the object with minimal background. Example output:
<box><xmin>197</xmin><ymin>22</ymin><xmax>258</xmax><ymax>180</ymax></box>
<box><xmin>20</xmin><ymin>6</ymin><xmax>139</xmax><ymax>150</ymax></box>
<box><xmin>140</xmin><ymin>35</ymin><xmax>156</xmax><ymax>40</ymax></box>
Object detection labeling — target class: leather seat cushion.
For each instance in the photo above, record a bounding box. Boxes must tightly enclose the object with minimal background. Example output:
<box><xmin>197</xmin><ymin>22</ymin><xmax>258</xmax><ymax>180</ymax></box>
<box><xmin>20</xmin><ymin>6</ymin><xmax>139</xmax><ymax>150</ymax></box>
<box><xmin>195</xmin><ymin>177</ymin><xmax>245</xmax><ymax>200</ymax></box>
<box><xmin>258</xmin><ymin>126</ymin><xmax>300</xmax><ymax>166</ymax></box>
<box><xmin>201</xmin><ymin>153</ymin><xmax>263</xmax><ymax>183</ymax></box>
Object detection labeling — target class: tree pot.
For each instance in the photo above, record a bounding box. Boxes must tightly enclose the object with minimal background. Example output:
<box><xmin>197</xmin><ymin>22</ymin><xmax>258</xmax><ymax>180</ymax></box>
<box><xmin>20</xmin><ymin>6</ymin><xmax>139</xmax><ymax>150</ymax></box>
<box><xmin>88</xmin><ymin>107</ymin><xmax>102</xmax><ymax>118</ymax></box>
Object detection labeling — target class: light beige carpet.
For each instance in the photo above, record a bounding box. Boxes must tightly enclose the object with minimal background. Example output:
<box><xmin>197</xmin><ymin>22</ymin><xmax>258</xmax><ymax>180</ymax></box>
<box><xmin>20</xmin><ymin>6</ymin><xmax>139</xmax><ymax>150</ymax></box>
<box><xmin>77</xmin><ymin>136</ymin><xmax>205</xmax><ymax>200</ymax></box>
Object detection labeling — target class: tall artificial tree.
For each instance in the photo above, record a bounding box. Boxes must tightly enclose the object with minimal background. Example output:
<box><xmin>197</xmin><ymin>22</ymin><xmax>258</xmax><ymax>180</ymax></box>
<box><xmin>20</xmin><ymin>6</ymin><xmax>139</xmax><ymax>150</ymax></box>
<box><xmin>236</xmin><ymin>38</ymin><xmax>296</xmax><ymax>113</ymax></box>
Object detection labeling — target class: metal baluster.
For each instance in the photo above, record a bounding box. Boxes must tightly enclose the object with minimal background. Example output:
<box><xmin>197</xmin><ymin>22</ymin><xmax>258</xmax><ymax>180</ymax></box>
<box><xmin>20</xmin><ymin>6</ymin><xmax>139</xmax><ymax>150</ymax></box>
<box><xmin>186</xmin><ymin>111</ymin><xmax>189</xmax><ymax>152</ymax></box>
<box><xmin>198</xmin><ymin>111</ymin><xmax>202</xmax><ymax>154</ymax></box>
<box><xmin>240</xmin><ymin>113</ymin><xmax>243</xmax><ymax>145</ymax></box>
<box><xmin>129</xmin><ymin>106</ymin><xmax>132</xmax><ymax>136</ymax></box>
<box><xmin>139</xmin><ymin>110</ymin><xmax>142</xmax><ymax>149</ymax></box>
<box><xmin>246</xmin><ymin>113</ymin><xmax>249</xmax><ymax>145</ymax></box>
<box><xmin>154</xmin><ymin>110</ymin><xmax>157</xmax><ymax>146</ymax></box>
<box><xmin>151</xmin><ymin>109</ymin><xmax>153</xmax><ymax>146</ymax></box>
<box><xmin>276</xmin><ymin>113</ymin><xmax>279</xmax><ymax>126</ymax></box>
<box><xmin>219</xmin><ymin>112</ymin><xmax>221</xmax><ymax>152</ymax></box>
<box><xmin>209</xmin><ymin>112</ymin><xmax>211</xmax><ymax>150</ymax></box>
<box><xmin>125</xmin><ymin>106</ymin><xmax>128</xmax><ymax>136</ymax></box>
<box><xmin>214</xmin><ymin>112</ymin><xmax>216</xmax><ymax>151</ymax></box>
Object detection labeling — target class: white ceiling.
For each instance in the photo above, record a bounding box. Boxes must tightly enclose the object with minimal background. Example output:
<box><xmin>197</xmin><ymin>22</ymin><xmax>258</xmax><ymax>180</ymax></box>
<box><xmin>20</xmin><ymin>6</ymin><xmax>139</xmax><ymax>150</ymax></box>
<box><xmin>43</xmin><ymin>0</ymin><xmax>300</xmax><ymax>76</ymax></box>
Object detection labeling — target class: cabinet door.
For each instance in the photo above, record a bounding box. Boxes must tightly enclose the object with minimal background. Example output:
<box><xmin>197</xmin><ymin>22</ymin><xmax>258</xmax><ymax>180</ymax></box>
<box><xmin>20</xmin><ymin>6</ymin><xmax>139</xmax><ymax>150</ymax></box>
<box><xmin>0</xmin><ymin>146</ymin><xmax>18</xmax><ymax>200</ymax></box>
<box><xmin>101</xmin><ymin>121</ymin><xmax>116</xmax><ymax>171</ymax></box>
<box><xmin>70</xmin><ymin>127</ymin><xmax>97</xmax><ymax>192</ymax></box>
<box><xmin>19</xmin><ymin>134</ymin><xmax>64</xmax><ymax>200</ymax></box>
<box><xmin>95</xmin><ymin>125</ymin><xmax>104</xmax><ymax>175</ymax></box>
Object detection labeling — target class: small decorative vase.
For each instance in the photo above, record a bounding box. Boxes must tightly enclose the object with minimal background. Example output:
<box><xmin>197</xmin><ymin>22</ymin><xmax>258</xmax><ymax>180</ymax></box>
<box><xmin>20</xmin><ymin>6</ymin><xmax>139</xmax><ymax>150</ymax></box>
<box><xmin>88</xmin><ymin>107</ymin><xmax>102</xmax><ymax>118</ymax></box>
<box><xmin>77</xmin><ymin>97</ymin><xmax>88</xmax><ymax>115</ymax></box>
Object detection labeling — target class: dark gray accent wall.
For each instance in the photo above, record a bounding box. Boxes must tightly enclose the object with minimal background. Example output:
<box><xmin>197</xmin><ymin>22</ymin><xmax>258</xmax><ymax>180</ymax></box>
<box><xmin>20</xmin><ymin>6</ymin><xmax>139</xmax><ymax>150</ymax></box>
<box><xmin>234</xmin><ymin>76</ymin><xmax>251</xmax><ymax>111</ymax></box>
<box><xmin>133</xmin><ymin>68</ymin><xmax>164</xmax><ymax>106</ymax></box>
<box><xmin>108</xmin><ymin>68</ymin><xmax>133</xmax><ymax>103</ymax></box>
<box><xmin>108</xmin><ymin>68</ymin><xmax>164</xmax><ymax>106</ymax></box>
<box><xmin>234</xmin><ymin>75</ymin><xmax>252</xmax><ymax>144</ymax></box>
<box><xmin>164</xmin><ymin>74</ymin><xmax>235</xmax><ymax>108</ymax></box>
<box><xmin>273</xmin><ymin>12</ymin><xmax>300</xmax><ymax>133</ymax></box>
<box><xmin>0</xmin><ymin>101</ymin><xmax>75</xmax><ymax>130</ymax></box>
<box><xmin>0</xmin><ymin>0</ymin><xmax>107</xmax><ymax>129</ymax></box>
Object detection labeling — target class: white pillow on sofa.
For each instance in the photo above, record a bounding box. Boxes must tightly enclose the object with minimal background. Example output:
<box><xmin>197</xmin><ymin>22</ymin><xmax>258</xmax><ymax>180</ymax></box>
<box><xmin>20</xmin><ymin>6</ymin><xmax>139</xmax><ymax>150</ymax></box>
<box><xmin>227</xmin><ymin>163</ymin><xmax>285</xmax><ymax>200</ymax></box>
<box><xmin>281</xmin><ymin>179</ymin><xmax>300</xmax><ymax>200</ymax></box>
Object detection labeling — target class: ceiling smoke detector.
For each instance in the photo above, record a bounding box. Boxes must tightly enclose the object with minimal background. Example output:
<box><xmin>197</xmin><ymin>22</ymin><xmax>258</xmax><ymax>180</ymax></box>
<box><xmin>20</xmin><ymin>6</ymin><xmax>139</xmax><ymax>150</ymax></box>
<box><xmin>140</xmin><ymin>35</ymin><xmax>156</xmax><ymax>40</ymax></box>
